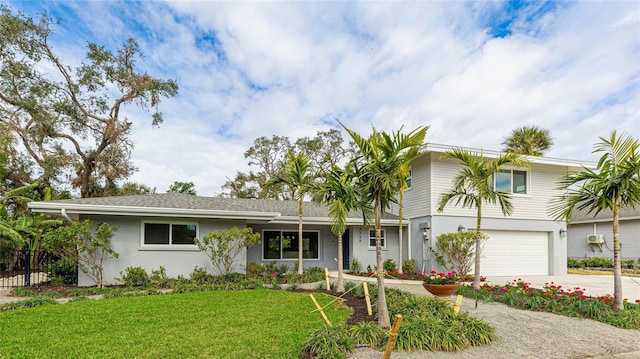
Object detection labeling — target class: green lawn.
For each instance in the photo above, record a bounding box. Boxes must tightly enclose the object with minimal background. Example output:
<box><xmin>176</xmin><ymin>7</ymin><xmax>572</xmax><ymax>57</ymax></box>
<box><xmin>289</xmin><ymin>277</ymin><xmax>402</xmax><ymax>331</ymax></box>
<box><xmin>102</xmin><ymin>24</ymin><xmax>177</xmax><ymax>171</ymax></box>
<box><xmin>0</xmin><ymin>290</ymin><xmax>351</xmax><ymax>358</ymax></box>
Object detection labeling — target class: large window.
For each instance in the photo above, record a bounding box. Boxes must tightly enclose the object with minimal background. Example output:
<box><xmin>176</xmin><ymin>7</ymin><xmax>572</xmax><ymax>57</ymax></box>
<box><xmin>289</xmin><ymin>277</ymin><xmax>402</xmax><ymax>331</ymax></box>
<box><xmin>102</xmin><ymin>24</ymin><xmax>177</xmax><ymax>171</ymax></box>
<box><xmin>263</xmin><ymin>230</ymin><xmax>319</xmax><ymax>260</ymax></box>
<box><xmin>494</xmin><ymin>169</ymin><xmax>528</xmax><ymax>194</ymax></box>
<box><xmin>142</xmin><ymin>222</ymin><xmax>198</xmax><ymax>246</ymax></box>
<box><xmin>369</xmin><ymin>229</ymin><xmax>386</xmax><ymax>248</ymax></box>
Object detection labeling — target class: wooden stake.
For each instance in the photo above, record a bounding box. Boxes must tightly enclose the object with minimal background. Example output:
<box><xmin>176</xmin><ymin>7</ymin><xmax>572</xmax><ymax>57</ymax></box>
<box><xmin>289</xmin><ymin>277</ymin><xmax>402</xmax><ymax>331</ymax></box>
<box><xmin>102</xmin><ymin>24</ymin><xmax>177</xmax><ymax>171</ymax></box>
<box><xmin>324</xmin><ymin>267</ymin><xmax>331</xmax><ymax>290</ymax></box>
<box><xmin>362</xmin><ymin>282</ymin><xmax>372</xmax><ymax>316</ymax></box>
<box><xmin>309</xmin><ymin>294</ymin><xmax>332</xmax><ymax>327</ymax></box>
<box><xmin>454</xmin><ymin>295</ymin><xmax>463</xmax><ymax>314</ymax></box>
<box><xmin>383</xmin><ymin>314</ymin><xmax>403</xmax><ymax>359</ymax></box>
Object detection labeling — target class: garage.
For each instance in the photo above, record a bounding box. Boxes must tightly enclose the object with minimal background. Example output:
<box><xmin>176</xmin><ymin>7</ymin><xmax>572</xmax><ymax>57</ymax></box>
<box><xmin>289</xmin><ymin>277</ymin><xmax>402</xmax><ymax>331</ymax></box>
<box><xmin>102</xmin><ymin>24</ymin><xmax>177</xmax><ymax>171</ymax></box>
<box><xmin>479</xmin><ymin>230</ymin><xmax>550</xmax><ymax>276</ymax></box>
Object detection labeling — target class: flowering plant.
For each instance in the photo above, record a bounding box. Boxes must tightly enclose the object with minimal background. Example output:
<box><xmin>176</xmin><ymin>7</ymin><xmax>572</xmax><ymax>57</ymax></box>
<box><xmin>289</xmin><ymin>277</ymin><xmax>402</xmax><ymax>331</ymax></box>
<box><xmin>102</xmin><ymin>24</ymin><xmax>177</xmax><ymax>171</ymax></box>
<box><xmin>422</xmin><ymin>270</ymin><xmax>461</xmax><ymax>285</ymax></box>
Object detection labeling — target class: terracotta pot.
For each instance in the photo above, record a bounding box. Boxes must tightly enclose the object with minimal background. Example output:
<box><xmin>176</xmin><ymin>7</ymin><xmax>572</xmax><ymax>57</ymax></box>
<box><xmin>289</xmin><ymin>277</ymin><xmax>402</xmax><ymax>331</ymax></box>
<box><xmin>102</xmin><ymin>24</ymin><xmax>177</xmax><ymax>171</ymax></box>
<box><xmin>422</xmin><ymin>283</ymin><xmax>461</xmax><ymax>297</ymax></box>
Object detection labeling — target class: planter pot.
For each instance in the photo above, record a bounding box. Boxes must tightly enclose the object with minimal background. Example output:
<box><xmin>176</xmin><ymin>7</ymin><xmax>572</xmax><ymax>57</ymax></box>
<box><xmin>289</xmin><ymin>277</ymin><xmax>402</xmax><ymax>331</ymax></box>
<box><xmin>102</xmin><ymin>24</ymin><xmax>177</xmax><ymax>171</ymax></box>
<box><xmin>422</xmin><ymin>283</ymin><xmax>461</xmax><ymax>297</ymax></box>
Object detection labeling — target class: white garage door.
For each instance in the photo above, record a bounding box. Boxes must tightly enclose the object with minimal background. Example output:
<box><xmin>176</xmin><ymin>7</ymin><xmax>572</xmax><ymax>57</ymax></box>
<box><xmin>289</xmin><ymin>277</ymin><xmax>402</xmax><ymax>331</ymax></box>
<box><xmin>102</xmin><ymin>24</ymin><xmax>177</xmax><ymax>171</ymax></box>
<box><xmin>479</xmin><ymin>230</ymin><xmax>549</xmax><ymax>276</ymax></box>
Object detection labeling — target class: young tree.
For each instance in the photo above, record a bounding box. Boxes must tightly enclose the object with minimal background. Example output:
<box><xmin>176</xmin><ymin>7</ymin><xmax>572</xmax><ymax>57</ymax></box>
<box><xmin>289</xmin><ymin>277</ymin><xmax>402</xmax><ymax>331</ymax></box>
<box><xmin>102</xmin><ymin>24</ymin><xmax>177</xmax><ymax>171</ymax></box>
<box><xmin>502</xmin><ymin>126</ymin><xmax>553</xmax><ymax>156</ymax></box>
<box><xmin>167</xmin><ymin>181</ymin><xmax>197</xmax><ymax>195</ymax></box>
<box><xmin>549</xmin><ymin>131</ymin><xmax>640</xmax><ymax>311</ymax></box>
<box><xmin>312</xmin><ymin>163</ymin><xmax>370</xmax><ymax>292</ymax></box>
<box><xmin>432</xmin><ymin>231</ymin><xmax>488</xmax><ymax>277</ymax></box>
<box><xmin>0</xmin><ymin>6</ymin><xmax>178</xmax><ymax>198</ymax></box>
<box><xmin>44</xmin><ymin>220</ymin><xmax>118</xmax><ymax>288</ymax></box>
<box><xmin>270</xmin><ymin>151</ymin><xmax>314</xmax><ymax>274</ymax></box>
<box><xmin>438</xmin><ymin>149</ymin><xmax>528</xmax><ymax>290</ymax></box>
<box><xmin>342</xmin><ymin>122</ymin><xmax>427</xmax><ymax>328</ymax></box>
<box><xmin>194</xmin><ymin>226</ymin><xmax>261</xmax><ymax>275</ymax></box>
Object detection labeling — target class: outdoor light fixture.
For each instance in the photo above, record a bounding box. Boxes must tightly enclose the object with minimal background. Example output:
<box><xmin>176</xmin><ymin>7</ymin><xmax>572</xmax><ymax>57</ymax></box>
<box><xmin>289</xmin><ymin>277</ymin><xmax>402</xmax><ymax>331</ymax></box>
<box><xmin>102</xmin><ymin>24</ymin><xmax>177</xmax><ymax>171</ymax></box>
<box><xmin>419</xmin><ymin>222</ymin><xmax>430</xmax><ymax>240</ymax></box>
<box><xmin>559</xmin><ymin>229</ymin><xmax>567</xmax><ymax>239</ymax></box>
<box><xmin>458</xmin><ymin>225</ymin><xmax>467</xmax><ymax>233</ymax></box>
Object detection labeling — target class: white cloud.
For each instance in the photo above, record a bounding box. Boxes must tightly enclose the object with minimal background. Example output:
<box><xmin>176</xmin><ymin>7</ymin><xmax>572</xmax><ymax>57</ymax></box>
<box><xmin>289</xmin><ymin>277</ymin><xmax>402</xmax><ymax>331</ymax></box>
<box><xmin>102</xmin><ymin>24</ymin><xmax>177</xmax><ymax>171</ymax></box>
<box><xmin>6</xmin><ymin>0</ymin><xmax>639</xmax><ymax>196</ymax></box>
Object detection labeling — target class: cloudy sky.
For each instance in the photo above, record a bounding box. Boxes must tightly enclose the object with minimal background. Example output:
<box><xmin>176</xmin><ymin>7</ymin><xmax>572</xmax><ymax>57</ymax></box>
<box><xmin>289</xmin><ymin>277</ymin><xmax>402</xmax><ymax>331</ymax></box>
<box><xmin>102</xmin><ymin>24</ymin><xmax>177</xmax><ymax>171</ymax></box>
<box><xmin>7</xmin><ymin>1</ymin><xmax>640</xmax><ymax>196</ymax></box>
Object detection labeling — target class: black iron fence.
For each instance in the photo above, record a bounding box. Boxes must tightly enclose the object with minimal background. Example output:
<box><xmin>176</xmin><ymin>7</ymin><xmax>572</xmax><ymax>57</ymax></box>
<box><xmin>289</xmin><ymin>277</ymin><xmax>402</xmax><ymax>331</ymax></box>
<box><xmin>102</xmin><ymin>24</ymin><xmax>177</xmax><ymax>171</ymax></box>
<box><xmin>0</xmin><ymin>248</ymin><xmax>70</xmax><ymax>288</ymax></box>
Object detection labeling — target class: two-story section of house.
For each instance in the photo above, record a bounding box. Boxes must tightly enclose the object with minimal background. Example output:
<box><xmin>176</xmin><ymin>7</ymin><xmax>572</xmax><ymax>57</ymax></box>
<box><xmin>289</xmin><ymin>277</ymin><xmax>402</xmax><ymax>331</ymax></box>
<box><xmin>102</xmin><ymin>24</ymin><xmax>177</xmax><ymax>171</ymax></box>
<box><xmin>399</xmin><ymin>143</ymin><xmax>594</xmax><ymax>277</ymax></box>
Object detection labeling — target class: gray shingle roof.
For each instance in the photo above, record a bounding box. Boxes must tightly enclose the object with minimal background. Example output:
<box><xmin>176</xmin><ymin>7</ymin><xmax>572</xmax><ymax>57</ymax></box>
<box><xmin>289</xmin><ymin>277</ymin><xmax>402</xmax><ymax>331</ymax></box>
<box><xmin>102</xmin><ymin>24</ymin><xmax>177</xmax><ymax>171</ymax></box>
<box><xmin>43</xmin><ymin>193</ymin><xmax>399</xmax><ymax>220</ymax></box>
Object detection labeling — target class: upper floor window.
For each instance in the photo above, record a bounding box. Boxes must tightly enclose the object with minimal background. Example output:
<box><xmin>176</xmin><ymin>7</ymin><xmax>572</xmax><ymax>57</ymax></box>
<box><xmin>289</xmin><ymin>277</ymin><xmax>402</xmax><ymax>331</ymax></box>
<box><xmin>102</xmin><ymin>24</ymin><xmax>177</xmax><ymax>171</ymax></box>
<box><xmin>369</xmin><ymin>229</ymin><xmax>386</xmax><ymax>248</ymax></box>
<box><xmin>405</xmin><ymin>167</ymin><xmax>412</xmax><ymax>189</ymax></box>
<box><xmin>142</xmin><ymin>222</ymin><xmax>198</xmax><ymax>246</ymax></box>
<box><xmin>494</xmin><ymin>169</ymin><xmax>528</xmax><ymax>194</ymax></box>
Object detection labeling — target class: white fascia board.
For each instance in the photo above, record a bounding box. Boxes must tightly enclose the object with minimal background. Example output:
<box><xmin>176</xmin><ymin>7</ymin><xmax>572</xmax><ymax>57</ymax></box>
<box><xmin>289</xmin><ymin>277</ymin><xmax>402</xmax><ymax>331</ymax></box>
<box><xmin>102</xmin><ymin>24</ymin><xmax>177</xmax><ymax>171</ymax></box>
<box><xmin>423</xmin><ymin>143</ymin><xmax>596</xmax><ymax>170</ymax></box>
<box><xmin>570</xmin><ymin>216</ymin><xmax>640</xmax><ymax>224</ymax></box>
<box><xmin>27</xmin><ymin>202</ymin><xmax>280</xmax><ymax>220</ymax></box>
<box><xmin>269</xmin><ymin>216</ymin><xmax>406</xmax><ymax>227</ymax></box>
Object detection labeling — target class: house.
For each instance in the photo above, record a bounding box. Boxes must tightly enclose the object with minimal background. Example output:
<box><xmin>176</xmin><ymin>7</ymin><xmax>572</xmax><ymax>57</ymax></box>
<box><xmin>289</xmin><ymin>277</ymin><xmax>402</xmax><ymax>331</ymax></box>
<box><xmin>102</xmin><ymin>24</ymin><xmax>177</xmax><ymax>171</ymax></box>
<box><xmin>27</xmin><ymin>143</ymin><xmax>596</xmax><ymax>286</ymax></box>
<box><xmin>567</xmin><ymin>207</ymin><xmax>640</xmax><ymax>261</ymax></box>
<box><xmin>396</xmin><ymin>144</ymin><xmax>595</xmax><ymax>277</ymax></box>
<box><xmin>28</xmin><ymin>194</ymin><xmax>406</xmax><ymax>286</ymax></box>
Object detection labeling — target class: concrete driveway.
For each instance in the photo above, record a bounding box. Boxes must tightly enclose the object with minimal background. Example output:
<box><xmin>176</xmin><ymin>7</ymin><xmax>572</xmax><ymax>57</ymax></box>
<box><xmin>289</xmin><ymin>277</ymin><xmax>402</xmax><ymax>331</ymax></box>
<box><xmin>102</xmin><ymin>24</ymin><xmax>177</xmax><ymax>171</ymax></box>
<box><xmin>486</xmin><ymin>274</ymin><xmax>640</xmax><ymax>303</ymax></box>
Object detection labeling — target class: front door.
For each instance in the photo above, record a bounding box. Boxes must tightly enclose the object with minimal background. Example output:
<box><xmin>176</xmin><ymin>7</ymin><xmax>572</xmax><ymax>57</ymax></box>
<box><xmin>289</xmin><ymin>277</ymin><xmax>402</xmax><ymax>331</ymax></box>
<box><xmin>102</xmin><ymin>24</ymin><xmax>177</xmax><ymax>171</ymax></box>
<box><xmin>342</xmin><ymin>229</ymin><xmax>350</xmax><ymax>270</ymax></box>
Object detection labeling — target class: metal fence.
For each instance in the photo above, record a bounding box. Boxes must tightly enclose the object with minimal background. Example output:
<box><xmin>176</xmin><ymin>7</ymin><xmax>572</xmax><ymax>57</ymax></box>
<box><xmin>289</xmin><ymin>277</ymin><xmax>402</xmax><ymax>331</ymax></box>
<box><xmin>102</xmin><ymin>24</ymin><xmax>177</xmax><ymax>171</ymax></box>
<box><xmin>0</xmin><ymin>248</ymin><xmax>58</xmax><ymax>288</ymax></box>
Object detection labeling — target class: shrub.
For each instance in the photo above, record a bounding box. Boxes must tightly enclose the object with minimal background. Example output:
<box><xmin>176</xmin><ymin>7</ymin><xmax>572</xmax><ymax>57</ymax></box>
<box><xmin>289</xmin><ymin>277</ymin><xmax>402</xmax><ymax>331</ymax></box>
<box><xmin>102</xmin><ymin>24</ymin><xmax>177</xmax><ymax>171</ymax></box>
<box><xmin>350</xmin><ymin>257</ymin><xmax>362</xmax><ymax>274</ymax></box>
<box><xmin>383</xmin><ymin>258</ymin><xmax>397</xmax><ymax>272</ymax></box>
<box><xmin>302</xmin><ymin>325</ymin><xmax>354</xmax><ymax>359</ymax></box>
<box><xmin>194</xmin><ymin>227</ymin><xmax>261</xmax><ymax>275</ymax></box>
<box><xmin>119</xmin><ymin>266</ymin><xmax>150</xmax><ymax>287</ymax></box>
<box><xmin>402</xmin><ymin>259</ymin><xmax>415</xmax><ymax>274</ymax></box>
<box><xmin>44</xmin><ymin>257</ymin><xmax>78</xmax><ymax>284</ymax></box>
<box><xmin>432</xmin><ymin>231</ymin><xmax>487</xmax><ymax>276</ymax></box>
<box><xmin>567</xmin><ymin>258</ymin><xmax>580</xmax><ymax>268</ymax></box>
<box><xmin>348</xmin><ymin>322</ymin><xmax>385</xmax><ymax>347</ymax></box>
<box><xmin>12</xmin><ymin>287</ymin><xmax>35</xmax><ymax>297</ymax></box>
<box><xmin>190</xmin><ymin>266</ymin><xmax>214</xmax><ymax>284</ymax></box>
<box><xmin>150</xmin><ymin>266</ymin><xmax>170</xmax><ymax>288</ymax></box>
<box><xmin>245</xmin><ymin>262</ymin><xmax>265</xmax><ymax>278</ymax></box>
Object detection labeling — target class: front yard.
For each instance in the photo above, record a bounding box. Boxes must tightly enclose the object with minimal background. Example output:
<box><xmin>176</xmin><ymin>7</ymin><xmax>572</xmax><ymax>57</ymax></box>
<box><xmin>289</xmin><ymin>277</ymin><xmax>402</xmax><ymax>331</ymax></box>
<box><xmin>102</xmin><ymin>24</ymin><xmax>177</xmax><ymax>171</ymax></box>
<box><xmin>0</xmin><ymin>290</ymin><xmax>350</xmax><ymax>358</ymax></box>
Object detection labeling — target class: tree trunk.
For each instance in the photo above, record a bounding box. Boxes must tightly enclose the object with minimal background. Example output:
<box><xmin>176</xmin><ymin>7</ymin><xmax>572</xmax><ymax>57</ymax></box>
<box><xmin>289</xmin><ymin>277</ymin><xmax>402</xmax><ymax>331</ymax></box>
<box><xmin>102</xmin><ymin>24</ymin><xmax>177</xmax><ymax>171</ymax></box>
<box><xmin>298</xmin><ymin>198</ymin><xmax>304</xmax><ymax>275</ymax></box>
<box><xmin>612</xmin><ymin>204</ymin><xmax>623</xmax><ymax>311</ymax></box>
<box><xmin>375</xmin><ymin>198</ymin><xmax>390</xmax><ymax>328</ymax></box>
<box><xmin>398</xmin><ymin>189</ymin><xmax>404</xmax><ymax>274</ymax></box>
<box><xmin>337</xmin><ymin>233</ymin><xmax>344</xmax><ymax>292</ymax></box>
<box><xmin>473</xmin><ymin>203</ymin><xmax>482</xmax><ymax>290</ymax></box>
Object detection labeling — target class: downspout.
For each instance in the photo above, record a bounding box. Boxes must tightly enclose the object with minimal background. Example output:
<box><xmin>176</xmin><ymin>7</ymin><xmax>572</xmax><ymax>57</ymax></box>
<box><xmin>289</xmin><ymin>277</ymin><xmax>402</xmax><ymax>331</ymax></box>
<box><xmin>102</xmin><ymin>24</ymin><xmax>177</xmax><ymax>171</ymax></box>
<box><xmin>407</xmin><ymin>221</ymin><xmax>412</xmax><ymax>261</ymax></box>
<box><xmin>61</xmin><ymin>208</ymin><xmax>74</xmax><ymax>223</ymax></box>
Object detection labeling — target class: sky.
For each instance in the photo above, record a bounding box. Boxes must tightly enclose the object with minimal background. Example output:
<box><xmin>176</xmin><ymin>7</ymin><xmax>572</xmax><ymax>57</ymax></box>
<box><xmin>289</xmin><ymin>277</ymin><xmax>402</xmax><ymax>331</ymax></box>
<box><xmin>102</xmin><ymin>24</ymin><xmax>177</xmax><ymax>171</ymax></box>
<box><xmin>6</xmin><ymin>1</ymin><xmax>640</xmax><ymax>197</ymax></box>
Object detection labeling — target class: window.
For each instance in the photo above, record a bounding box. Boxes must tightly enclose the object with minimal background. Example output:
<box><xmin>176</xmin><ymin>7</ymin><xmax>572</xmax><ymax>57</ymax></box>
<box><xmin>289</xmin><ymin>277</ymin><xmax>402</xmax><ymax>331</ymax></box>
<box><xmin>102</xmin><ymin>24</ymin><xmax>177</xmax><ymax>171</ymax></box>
<box><xmin>494</xmin><ymin>169</ymin><xmax>528</xmax><ymax>194</ymax></box>
<box><xmin>369</xmin><ymin>229</ymin><xmax>386</xmax><ymax>248</ymax></box>
<box><xmin>142</xmin><ymin>222</ymin><xmax>198</xmax><ymax>246</ymax></box>
<box><xmin>405</xmin><ymin>167</ymin><xmax>412</xmax><ymax>189</ymax></box>
<box><xmin>263</xmin><ymin>230</ymin><xmax>319</xmax><ymax>260</ymax></box>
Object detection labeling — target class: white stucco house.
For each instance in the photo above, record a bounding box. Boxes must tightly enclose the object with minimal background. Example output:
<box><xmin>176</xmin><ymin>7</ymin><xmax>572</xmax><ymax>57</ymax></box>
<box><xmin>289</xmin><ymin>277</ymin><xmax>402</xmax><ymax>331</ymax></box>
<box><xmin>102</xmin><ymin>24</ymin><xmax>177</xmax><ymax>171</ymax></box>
<box><xmin>27</xmin><ymin>143</ymin><xmax>595</xmax><ymax>286</ymax></box>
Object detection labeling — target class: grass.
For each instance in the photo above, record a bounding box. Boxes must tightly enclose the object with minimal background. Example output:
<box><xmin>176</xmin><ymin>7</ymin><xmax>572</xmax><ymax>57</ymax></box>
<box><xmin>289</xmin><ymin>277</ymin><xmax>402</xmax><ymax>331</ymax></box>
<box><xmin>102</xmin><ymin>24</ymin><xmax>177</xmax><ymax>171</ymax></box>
<box><xmin>0</xmin><ymin>290</ymin><xmax>350</xmax><ymax>358</ymax></box>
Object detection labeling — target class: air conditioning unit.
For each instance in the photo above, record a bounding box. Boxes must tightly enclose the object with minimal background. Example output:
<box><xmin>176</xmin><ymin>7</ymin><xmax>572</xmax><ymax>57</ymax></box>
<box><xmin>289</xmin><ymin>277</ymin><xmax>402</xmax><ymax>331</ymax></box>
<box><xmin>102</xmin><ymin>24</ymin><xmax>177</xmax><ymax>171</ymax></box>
<box><xmin>587</xmin><ymin>234</ymin><xmax>605</xmax><ymax>244</ymax></box>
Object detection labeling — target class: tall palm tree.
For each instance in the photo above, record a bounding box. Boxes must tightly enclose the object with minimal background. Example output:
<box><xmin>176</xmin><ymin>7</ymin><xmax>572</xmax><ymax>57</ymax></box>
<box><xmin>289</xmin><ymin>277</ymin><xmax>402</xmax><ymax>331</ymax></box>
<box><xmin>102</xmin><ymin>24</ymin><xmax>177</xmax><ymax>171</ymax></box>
<box><xmin>312</xmin><ymin>163</ymin><xmax>368</xmax><ymax>292</ymax></box>
<box><xmin>438</xmin><ymin>149</ymin><xmax>529</xmax><ymax>290</ymax></box>
<box><xmin>342</xmin><ymin>122</ymin><xmax>427</xmax><ymax>328</ymax></box>
<box><xmin>502</xmin><ymin>125</ymin><xmax>553</xmax><ymax>156</ymax></box>
<box><xmin>549</xmin><ymin>131</ymin><xmax>640</xmax><ymax>311</ymax></box>
<box><xmin>270</xmin><ymin>151</ymin><xmax>314</xmax><ymax>274</ymax></box>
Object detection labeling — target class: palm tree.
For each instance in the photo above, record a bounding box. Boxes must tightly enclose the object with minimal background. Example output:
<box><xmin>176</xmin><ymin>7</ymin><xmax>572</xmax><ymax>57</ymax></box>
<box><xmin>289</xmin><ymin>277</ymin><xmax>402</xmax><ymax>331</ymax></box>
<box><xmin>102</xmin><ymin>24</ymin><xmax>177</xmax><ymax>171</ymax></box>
<box><xmin>342</xmin><ymin>122</ymin><xmax>427</xmax><ymax>328</ymax></box>
<box><xmin>396</xmin><ymin>162</ymin><xmax>411</xmax><ymax>274</ymax></box>
<box><xmin>549</xmin><ymin>131</ymin><xmax>640</xmax><ymax>311</ymax></box>
<box><xmin>438</xmin><ymin>149</ymin><xmax>529</xmax><ymax>290</ymax></box>
<box><xmin>270</xmin><ymin>151</ymin><xmax>314</xmax><ymax>274</ymax></box>
<box><xmin>502</xmin><ymin>125</ymin><xmax>553</xmax><ymax>156</ymax></box>
<box><xmin>312</xmin><ymin>163</ymin><xmax>367</xmax><ymax>292</ymax></box>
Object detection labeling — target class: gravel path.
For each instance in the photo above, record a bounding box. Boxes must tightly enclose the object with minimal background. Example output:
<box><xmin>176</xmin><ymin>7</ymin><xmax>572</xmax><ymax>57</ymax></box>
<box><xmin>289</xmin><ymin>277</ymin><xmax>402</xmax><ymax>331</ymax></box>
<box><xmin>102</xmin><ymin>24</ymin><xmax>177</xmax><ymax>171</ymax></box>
<box><xmin>348</xmin><ymin>282</ymin><xmax>640</xmax><ymax>359</ymax></box>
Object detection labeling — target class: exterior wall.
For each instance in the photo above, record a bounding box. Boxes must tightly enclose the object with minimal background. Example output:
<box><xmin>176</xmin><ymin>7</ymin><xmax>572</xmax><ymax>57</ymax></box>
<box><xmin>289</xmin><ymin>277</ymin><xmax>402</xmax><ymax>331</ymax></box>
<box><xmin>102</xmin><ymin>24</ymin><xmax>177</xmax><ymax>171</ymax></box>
<box><xmin>400</xmin><ymin>153</ymin><xmax>432</xmax><ymax>219</ymax></box>
<box><xmin>432</xmin><ymin>159</ymin><xmax>567</xmax><ymax>221</ymax></box>
<box><xmin>79</xmin><ymin>215</ymin><xmax>246</xmax><ymax>287</ymax></box>
<box><xmin>568</xmin><ymin>220</ymin><xmax>640</xmax><ymax>260</ymax></box>
<box><xmin>350</xmin><ymin>225</ymin><xmax>402</xmax><ymax>271</ymax></box>
<box><xmin>408</xmin><ymin>214</ymin><xmax>567</xmax><ymax>276</ymax></box>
